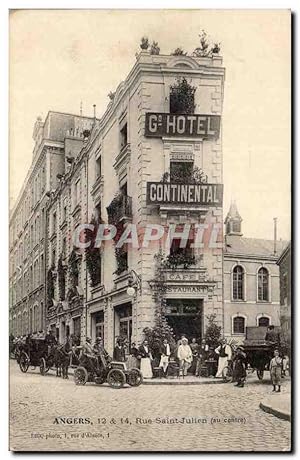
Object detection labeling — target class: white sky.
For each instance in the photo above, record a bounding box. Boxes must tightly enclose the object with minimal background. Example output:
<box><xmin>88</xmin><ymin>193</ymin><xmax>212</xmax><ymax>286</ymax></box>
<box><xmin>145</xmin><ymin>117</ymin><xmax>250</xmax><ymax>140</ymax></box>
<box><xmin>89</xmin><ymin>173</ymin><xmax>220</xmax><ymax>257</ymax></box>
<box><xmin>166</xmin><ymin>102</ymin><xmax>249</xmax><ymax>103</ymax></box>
<box><xmin>9</xmin><ymin>9</ymin><xmax>291</xmax><ymax>241</ymax></box>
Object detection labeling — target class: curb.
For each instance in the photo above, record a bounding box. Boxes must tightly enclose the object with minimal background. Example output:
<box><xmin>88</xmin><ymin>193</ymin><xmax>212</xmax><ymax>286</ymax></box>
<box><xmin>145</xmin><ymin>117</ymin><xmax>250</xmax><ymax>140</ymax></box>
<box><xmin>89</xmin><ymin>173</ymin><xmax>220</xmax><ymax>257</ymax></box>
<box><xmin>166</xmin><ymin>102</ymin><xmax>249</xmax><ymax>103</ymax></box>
<box><xmin>259</xmin><ymin>401</ymin><xmax>291</xmax><ymax>422</ymax></box>
<box><xmin>143</xmin><ymin>379</ymin><xmax>224</xmax><ymax>385</ymax></box>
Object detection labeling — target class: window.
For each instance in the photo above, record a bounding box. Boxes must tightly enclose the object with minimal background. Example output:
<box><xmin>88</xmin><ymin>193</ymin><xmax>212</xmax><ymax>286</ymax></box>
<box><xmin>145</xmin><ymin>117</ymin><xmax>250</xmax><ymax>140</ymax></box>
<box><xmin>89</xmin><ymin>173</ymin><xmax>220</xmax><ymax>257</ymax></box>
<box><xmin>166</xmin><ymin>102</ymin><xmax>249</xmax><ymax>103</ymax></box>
<box><xmin>258</xmin><ymin>267</ymin><xmax>269</xmax><ymax>301</ymax></box>
<box><xmin>233</xmin><ymin>316</ymin><xmax>246</xmax><ymax>334</ymax></box>
<box><xmin>62</xmin><ymin>199</ymin><xmax>67</xmax><ymax>222</ymax></box>
<box><xmin>75</xmin><ymin>179</ymin><xmax>81</xmax><ymax>205</ymax></box>
<box><xmin>95</xmin><ymin>156</ymin><xmax>101</xmax><ymax>179</ymax></box>
<box><xmin>120</xmin><ymin>123</ymin><xmax>128</xmax><ymax>149</ymax></box>
<box><xmin>170</xmin><ymin>161</ymin><xmax>193</xmax><ymax>183</ymax></box>
<box><xmin>94</xmin><ymin>311</ymin><xmax>104</xmax><ymax>341</ymax></box>
<box><xmin>52</xmin><ymin>212</ymin><xmax>57</xmax><ymax>235</ymax></box>
<box><xmin>232</xmin><ymin>265</ymin><xmax>244</xmax><ymax>301</ymax></box>
<box><xmin>258</xmin><ymin>316</ymin><xmax>270</xmax><ymax>327</ymax></box>
<box><xmin>232</xmin><ymin>221</ymin><xmax>241</xmax><ymax>233</ymax></box>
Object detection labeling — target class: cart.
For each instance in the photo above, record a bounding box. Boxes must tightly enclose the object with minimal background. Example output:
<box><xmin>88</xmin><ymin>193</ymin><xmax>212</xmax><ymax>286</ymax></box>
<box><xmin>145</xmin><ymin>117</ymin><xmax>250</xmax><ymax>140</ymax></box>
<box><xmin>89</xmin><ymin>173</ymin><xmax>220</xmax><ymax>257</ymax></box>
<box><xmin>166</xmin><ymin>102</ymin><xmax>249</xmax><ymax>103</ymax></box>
<box><xmin>74</xmin><ymin>354</ymin><xmax>143</xmax><ymax>389</ymax></box>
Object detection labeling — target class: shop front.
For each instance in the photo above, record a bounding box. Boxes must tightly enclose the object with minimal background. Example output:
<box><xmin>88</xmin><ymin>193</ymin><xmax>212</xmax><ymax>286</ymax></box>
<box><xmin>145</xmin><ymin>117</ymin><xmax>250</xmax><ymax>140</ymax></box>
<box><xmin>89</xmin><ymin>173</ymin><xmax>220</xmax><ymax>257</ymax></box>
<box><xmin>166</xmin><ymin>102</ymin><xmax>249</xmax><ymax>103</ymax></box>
<box><xmin>164</xmin><ymin>298</ymin><xmax>203</xmax><ymax>341</ymax></box>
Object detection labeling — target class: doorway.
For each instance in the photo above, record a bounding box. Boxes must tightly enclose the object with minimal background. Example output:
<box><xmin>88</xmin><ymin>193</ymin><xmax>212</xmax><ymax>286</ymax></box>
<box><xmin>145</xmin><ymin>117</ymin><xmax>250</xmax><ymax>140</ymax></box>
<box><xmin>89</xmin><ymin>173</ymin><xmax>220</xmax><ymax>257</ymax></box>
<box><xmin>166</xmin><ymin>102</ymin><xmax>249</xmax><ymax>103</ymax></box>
<box><xmin>165</xmin><ymin>299</ymin><xmax>203</xmax><ymax>341</ymax></box>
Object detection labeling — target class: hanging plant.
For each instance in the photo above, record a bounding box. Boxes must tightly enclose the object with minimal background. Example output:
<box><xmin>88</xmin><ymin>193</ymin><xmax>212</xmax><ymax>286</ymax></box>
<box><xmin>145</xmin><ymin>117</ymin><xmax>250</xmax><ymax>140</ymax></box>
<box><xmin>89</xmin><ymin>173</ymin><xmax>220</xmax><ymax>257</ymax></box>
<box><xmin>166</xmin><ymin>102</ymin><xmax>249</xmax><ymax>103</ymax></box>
<box><xmin>106</xmin><ymin>192</ymin><xmax>124</xmax><ymax>226</ymax></box>
<box><xmin>170</xmin><ymin>77</ymin><xmax>196</xmax><ymax>114</ymax></box>
<box><xmin>47</xmin><ymin>264</ymin><xmax>55</xmax><ymax>307</ymax></box>
<box><xmin>57</xmin><ymin>254</ymin><xmax>66</xmax><ymax>301</ymax></box>
<box><xmin>85</xmin><ymin>216</ymin><xmax>102</xmax><ymax>287</ymax></box>
<box><xmin>114</xmin><ymin>247</ymin><xmax>128</xmax><ymax>276</ymax></box>
<box><xmin>161</xmin><ymin>252</ymin><xmax>196</xmax><ymax>270</ymax></box>
<box><xmin>146</xmin><ymin>251</ymin><xmax>176</xmax><ymax>352</ymax></box>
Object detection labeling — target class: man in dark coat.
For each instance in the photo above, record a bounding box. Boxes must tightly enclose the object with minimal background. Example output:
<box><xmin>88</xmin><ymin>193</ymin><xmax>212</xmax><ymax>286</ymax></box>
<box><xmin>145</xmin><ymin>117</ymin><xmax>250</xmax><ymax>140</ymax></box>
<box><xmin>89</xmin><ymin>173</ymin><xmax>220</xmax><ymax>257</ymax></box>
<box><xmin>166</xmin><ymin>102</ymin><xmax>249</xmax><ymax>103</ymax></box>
<box><xmin>113</xmin><ymin>338</ymin><xmax>126</xmax><ymax>362</ymax></box>
<box><xmin>233</xmin><ymin>346</ymin><xmax>247</xmax><ymax>387</ymax></box>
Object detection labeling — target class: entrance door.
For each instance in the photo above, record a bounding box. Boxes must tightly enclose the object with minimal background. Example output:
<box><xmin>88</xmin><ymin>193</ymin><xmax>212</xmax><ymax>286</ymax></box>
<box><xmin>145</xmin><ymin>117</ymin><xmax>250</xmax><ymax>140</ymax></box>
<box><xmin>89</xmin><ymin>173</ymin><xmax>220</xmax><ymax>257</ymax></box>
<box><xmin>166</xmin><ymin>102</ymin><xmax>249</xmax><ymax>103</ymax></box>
<box><xmin>165</xmin><ymin>299</ymin><xmax>203</xmax><ymax>341</ymax></box>
<box><xmin>114</xmin><ymin>303</ymin><xmax>132</xmax><ymax>353</ymax></box>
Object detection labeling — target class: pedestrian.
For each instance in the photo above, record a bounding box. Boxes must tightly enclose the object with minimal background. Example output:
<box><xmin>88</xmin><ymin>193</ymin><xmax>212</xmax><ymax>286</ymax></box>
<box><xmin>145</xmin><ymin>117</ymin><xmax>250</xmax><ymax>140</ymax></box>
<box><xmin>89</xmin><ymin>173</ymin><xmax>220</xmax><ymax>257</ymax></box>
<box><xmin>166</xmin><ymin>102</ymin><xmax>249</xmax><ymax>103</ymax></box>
<box><xmin>215</xmin><ymin>338</ymin><xmax>232</xmax><ymax>378</ymax></box>
<box><xmin>139</xmin><ymin>340</ymin><xmax>153</xmax><ymax>379</ymax></box>
<box><xmin>232</xmin><ymin>346</ymin><xmax>247</xmax><ymax>387</ymax></box>
<box><xmin>159</xmin><ymin>338</ymin><xmax>171</xmax><ymax>377</ymax></box>
<box><xmin>195</xmin><ymin>339</ymin><xmax>209</xmax><ymax>377</ymax></box>
<box><xmin>270</xmin><ymin>349</ymin><xmax>283</xmax><ymax>392</ymax></box>
<box><xmin>282</xmin><ymin>354</ymin><xmax>290</xmax><ymax>377</ymax></box>
<box><xmin>177</xmin><ymin>337</ymin><xmax>193</xmax><ymax>377</ymax></box>
<box><xmin>127</xmin><ymin>342</ymin><xmax>140</xmax><ymax>369</ymax></box>
<box><xmin>113</xmin><ymin>338</ymin><xmax>126</xmax><ymax>362</ymax></box>
<box><xmin>190</xmin><ymin>338</ymin><xmax>199</xmax><ymax>374</ymax></box>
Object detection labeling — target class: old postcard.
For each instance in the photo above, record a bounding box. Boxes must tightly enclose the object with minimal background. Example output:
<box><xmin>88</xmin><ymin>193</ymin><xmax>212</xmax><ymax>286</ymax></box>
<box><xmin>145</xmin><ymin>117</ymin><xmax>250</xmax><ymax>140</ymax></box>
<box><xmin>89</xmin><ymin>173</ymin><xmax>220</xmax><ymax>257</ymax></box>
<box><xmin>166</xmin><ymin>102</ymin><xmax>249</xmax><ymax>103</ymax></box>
<box><xmin>9</xmin><ymin>9</ymin><xmax>291</xmax><ymax>452</ymax></box>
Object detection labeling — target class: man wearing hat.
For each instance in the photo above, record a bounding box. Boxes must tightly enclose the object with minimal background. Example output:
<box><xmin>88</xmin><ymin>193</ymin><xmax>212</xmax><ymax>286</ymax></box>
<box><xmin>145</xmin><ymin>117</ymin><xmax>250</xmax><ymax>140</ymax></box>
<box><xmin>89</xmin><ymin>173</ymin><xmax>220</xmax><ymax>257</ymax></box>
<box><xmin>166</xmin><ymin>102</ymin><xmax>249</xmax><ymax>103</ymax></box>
<box><xmin>232</xmin><ymin>346</ymin><xmax>247</xmax><ymax>387</ymax></box>
<box><xmin>177</xmin><ymin>337</ymin><xmax>193</xmax><ymax>377</ymax></box>
<box><xmin>82</xmin><ymin>336</ymin><xmax>98</xmax><ymax>372</ymax></box>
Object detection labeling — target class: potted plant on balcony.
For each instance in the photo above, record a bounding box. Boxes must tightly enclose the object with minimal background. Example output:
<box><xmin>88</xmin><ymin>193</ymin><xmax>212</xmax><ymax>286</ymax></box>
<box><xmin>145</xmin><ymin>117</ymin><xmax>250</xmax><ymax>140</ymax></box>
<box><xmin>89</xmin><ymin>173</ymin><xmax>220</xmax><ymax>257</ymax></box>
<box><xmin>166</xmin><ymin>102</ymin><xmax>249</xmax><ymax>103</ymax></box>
<box><xmin>170</xmin><ymin>77</ymin><xmax>196</xmax><ymax>114</ymax></box>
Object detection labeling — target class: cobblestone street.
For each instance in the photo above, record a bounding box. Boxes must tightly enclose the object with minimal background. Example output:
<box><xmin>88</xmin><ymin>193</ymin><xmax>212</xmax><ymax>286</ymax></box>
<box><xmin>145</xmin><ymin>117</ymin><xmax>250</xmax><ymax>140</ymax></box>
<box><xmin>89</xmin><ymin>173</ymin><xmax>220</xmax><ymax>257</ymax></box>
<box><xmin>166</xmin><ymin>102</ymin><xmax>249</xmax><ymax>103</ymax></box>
<box><xmin>9</xmin><ymin>360</ymin><xmax>291</xmax><ymax>452</ymax></box>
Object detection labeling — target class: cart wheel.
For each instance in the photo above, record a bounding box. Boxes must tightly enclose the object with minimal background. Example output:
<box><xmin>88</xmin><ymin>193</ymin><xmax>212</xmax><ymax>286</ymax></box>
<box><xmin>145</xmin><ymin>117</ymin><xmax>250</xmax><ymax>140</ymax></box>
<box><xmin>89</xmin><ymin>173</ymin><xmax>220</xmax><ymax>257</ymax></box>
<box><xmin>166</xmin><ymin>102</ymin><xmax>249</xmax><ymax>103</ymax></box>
<box><xmin>74</xmin><ymin>367</ymin><xmax>88</xmax><ymax>385</ymax></box>
<box><xmin>39</xmin><ymin>358</ymin><xmax>47</xmax><ymax>375</ymax></box>
<box><xmin>257</xmin><ymin>369</ymin><xmax>264</xmax><ymax>380</ymax></box>
<box><xmin>19</xmin><ymin>352</ymin><xmax>30</xmax><ymax>373</ymax></box>
<box><xmin>107</xmin><ymin>369</ymin><xmax>126</xmax><ymax>389</ymax></box>
<box><xmin>127</xmin><ymin>368</ymin><xmax>143</xmax><ymax>387</ymax></box>
<box><xmin>222</xmin><ymin>366</ymin><xmax>233</xmax><ymax>383</ymax></box>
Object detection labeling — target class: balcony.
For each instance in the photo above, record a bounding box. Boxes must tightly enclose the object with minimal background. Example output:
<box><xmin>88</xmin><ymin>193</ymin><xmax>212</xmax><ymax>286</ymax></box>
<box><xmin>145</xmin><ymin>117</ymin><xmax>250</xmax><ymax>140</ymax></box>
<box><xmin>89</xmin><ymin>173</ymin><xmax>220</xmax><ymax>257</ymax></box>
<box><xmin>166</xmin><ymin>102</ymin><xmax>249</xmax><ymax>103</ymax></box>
<box><xmin>106</xmin><ymin>193</ymin><xmax>132</xmax><ymax>225</ymax></box>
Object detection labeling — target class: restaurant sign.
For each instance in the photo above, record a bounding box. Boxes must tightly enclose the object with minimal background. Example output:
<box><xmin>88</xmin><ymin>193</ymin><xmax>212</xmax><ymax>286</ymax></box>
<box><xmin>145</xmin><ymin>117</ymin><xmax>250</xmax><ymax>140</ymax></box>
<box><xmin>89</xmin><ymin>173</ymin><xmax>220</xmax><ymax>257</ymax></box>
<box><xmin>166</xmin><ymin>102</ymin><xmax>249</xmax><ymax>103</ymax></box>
<box><xmin>146</xmin><ymin>182</ymin><xmax>223</xmax><ymax>206</ymax></box>
<box><xmin>145</xmin><ymin>112</ymin><xmax>220</xmax><ymax>139</ymax></box>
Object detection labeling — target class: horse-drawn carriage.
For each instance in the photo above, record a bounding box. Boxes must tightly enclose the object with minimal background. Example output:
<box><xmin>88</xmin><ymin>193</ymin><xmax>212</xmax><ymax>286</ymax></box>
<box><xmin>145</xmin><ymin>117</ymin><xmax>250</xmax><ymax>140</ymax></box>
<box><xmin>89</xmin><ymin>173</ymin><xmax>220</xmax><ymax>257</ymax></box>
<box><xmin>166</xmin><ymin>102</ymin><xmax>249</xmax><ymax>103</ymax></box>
<box><xmin>222</xmin><ymin>326</ymin><xmax>282</xmax><ymax>382</ymax></box>
<box><xmin>18</xmin><ymin>336</ymin><xmax>71</xmax><ymax>377</ymax></box>
<box><xmin>18</xmin><ymin>337</ymin><xmax>55</xmax><ymax>374</ymax></box>
<box><xmin>74</xmin><ymin>353</ymin><xmax>143</xmax><ymax>389</ymax></box>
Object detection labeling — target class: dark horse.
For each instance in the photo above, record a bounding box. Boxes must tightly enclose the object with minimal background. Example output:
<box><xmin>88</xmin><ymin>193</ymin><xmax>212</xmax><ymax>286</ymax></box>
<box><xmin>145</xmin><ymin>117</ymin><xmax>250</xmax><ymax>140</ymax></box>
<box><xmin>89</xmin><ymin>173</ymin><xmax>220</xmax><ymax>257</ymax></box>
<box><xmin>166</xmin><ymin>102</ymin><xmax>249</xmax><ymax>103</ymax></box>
<box><xmin>53</xmin><ymin>342</ymin><xmax>71</xmax><ymax>379</ymax></box>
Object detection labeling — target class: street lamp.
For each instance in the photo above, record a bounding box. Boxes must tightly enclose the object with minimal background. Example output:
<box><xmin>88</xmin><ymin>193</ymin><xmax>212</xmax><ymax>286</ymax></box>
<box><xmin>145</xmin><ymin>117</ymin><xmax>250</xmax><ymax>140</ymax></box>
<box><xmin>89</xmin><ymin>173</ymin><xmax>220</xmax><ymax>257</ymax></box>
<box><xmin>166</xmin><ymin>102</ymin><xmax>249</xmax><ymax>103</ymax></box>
<box><xmin>126</xmin><ymin>269</ymin><xmax>142</xmax><ymax>297</ymax></box>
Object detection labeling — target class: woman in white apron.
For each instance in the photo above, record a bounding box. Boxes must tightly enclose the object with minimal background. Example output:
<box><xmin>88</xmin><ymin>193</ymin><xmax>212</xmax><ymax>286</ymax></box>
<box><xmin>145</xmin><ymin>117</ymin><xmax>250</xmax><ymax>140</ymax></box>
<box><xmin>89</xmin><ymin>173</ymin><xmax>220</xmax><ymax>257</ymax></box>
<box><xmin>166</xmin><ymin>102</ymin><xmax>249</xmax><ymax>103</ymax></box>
<box><xmin>138</xmin><ymin>340</ymin><xmax>153</xmax><ymax>378</ymax></box>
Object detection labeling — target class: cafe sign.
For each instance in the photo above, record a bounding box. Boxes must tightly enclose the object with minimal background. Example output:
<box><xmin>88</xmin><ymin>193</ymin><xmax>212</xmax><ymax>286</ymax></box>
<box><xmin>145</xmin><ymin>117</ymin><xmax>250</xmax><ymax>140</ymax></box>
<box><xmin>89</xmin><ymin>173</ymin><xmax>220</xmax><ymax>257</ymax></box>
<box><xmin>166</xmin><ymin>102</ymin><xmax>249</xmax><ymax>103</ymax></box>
<box><xmin>145</xmin><ymin>112</ymin><xmax>220</xmax><ymax>139</ymax></box>
<box><xmin>146</xmin><ymin>182</ymin><xmax>223</xmax><ymax>206</ymax></box>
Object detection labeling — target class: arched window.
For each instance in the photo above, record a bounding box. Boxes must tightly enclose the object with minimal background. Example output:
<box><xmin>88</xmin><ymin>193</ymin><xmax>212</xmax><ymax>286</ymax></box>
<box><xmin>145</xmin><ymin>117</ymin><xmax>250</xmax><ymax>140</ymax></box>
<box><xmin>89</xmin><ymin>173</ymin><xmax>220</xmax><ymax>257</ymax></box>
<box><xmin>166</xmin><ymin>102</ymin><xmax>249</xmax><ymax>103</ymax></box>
<box><xmin>232</xmin><ymin>265</ymin><xmax>244</xmax><ymax>300</ymax></box>
<box><xmin>258</xmin><ymin>316</ymin><xmax>270</xmax><ymax>327</ymax></box>
<box><xmin>258</xmin><ymin>267</ymin><xmax>269</xmax><ymax>301</ymax></box>
<box><xmin>233</xmin><ymin>316</ymin><xmax>246</xmax><ymax>334</ymax></box>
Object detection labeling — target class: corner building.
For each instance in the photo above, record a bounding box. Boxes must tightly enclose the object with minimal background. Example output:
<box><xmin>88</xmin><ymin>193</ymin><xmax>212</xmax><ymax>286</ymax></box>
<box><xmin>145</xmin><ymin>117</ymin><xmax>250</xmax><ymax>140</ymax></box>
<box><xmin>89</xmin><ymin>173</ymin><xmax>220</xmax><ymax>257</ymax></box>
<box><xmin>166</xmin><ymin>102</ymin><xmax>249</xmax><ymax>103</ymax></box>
<box><xmin>84</xmin><ymin>52</ymin><xmax>225</xmax><ymax>354</ymax></box>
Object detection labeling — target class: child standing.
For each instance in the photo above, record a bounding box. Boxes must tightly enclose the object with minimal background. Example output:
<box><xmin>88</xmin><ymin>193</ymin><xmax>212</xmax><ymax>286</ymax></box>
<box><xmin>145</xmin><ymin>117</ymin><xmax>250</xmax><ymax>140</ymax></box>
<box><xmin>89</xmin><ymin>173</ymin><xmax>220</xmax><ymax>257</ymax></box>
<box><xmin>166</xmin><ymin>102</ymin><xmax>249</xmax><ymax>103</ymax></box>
<box><xmin>270</xmin><ymin>349</ymin><xmax>283</xmax><ymax>392</ymax></box>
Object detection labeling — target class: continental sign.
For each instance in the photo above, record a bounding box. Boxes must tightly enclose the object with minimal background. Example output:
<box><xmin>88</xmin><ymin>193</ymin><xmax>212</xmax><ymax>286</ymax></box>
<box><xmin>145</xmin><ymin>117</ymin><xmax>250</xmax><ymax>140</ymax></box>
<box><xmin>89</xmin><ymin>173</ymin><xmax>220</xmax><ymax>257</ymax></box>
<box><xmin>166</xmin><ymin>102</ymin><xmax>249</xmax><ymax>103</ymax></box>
<box><xmin>145</xmin><ymin>112</ymin><xmax>221</xmax><ymax>139</ymax></box>
<box><xmin>146</xmin><ymin>182</ymin><xmax>223</xmax><ymax>206</ymax></box>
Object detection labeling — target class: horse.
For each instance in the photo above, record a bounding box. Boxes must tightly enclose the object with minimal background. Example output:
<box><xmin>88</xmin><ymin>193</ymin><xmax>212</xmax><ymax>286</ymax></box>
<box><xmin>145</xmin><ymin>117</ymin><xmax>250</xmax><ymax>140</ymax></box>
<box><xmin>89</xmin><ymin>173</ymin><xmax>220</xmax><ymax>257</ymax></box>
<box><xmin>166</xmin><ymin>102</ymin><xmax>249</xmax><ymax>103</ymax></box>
<box><xmin>53</xmin><ymin>343</ymin><xmax>72</xmax><ymax>379</ymax></box>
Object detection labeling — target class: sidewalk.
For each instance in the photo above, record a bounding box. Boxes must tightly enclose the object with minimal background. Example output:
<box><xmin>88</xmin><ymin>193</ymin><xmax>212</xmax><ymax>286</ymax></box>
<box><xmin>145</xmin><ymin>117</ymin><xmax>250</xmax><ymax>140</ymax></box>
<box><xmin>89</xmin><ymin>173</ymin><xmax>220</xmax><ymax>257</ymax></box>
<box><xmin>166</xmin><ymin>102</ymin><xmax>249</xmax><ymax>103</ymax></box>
<box><xmin>259</xmin><ymin>382</ymin><xmax>291</xmax><ymax>421</ymax></box>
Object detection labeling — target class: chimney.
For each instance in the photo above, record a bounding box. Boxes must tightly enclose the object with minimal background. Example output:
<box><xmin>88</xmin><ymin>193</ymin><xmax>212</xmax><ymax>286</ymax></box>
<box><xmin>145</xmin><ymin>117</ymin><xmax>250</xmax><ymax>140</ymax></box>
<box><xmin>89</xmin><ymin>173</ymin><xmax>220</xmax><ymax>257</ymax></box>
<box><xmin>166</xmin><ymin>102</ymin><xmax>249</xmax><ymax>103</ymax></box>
<box><xmin>80</xmin><ymin>101</ymin><xmax>83</xmax><ymax>116</ymax></box>
<box><xmin>273</xmin><ymin>217</ymin><xmax>277</xmax><ymax>255</ymax></box>
<box><xmin>93</xmin><ymin>104</ymin><xmax>96</xmax><ymax>122</ymax></box>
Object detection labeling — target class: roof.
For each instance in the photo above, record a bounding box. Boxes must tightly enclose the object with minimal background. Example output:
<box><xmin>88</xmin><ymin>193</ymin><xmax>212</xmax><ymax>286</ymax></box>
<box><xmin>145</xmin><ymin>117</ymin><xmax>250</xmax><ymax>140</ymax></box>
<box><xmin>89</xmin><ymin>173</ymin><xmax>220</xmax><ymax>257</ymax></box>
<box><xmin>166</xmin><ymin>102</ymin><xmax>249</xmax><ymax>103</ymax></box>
<box><xmin>277</xmin><ymin>241</ymin><xmax>291</xmax><ymax>265</ymax></box>
<box><xmin>225</xmin><ymin>235</ymin><xmax>288</xmax><ymax>258</ymax></box>
<box><xmin>224</xmin><ymin>201</ymin><xmax>242</xmax><ymax>222</ymax></box>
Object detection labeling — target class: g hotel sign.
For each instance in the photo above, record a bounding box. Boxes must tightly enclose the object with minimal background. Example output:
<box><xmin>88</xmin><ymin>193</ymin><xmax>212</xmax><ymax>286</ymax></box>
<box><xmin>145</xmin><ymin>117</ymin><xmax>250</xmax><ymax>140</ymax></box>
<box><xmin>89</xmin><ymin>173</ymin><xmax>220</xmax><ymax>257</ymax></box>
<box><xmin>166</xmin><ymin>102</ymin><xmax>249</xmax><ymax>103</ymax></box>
<box><xmin>145</xmin><ymin>112</ymin><xmax>220</xmax><ymax>139</ymax></box>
